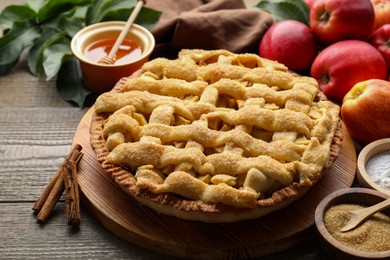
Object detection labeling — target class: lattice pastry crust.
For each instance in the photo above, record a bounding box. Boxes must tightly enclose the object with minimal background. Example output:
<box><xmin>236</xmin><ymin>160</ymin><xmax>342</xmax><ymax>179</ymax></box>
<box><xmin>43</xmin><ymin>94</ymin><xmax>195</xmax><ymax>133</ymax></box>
<box><xmin>90</xmin><ymin>49</ymin><xmax>342</xmax><ymax>222</ymax></box>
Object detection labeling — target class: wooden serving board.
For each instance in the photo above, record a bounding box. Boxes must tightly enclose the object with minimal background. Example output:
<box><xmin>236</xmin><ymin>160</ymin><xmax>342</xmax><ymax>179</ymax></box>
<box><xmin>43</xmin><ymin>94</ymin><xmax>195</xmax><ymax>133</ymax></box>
<box><xmin>72</xmin><ymin>107</ymin><xmax>357</xmax><ymax>259</ymax></box>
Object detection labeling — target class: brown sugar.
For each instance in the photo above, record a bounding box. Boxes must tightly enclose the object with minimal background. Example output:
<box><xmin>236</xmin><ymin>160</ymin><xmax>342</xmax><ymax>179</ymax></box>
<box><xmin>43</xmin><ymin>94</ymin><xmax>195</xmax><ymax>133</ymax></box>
<box><xmin>324</xmin><ymin>203</ymin><xmax>390</xmax><ymax>252</ymax></box>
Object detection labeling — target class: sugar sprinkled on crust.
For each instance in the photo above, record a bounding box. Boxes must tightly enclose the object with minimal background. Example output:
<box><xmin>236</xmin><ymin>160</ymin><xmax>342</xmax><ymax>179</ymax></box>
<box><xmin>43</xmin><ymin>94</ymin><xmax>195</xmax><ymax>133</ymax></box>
<box><xmin>90</xmin><ymin>49</ymin><xmax>342</xmax><ymax>222</ymax></box>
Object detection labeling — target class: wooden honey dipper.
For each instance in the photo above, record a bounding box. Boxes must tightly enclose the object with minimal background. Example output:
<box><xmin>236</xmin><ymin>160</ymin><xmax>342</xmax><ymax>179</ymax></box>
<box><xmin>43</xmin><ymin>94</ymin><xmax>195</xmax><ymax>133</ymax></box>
<box><xmin>98</xmin><ymin>0</ymin><xmax>146</xmax><ymax>65</ymax></box>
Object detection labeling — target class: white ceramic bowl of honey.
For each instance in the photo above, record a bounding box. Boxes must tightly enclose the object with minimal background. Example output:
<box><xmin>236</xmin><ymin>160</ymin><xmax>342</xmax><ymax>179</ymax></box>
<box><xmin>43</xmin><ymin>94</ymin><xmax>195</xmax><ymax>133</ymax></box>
<box><xmin>315</xmin><ymin>188</ymin><xmax>390</xmax><ymax>259</ymax></box>
<box><xmin>71</xmin><ymin>21</ymin><xmax>155</xmax><ymax>93</ymax></box>
<box><xmin>357</xmin><ymin>138</ymin><xmax>390</xmax><ymax>197</ymax></box>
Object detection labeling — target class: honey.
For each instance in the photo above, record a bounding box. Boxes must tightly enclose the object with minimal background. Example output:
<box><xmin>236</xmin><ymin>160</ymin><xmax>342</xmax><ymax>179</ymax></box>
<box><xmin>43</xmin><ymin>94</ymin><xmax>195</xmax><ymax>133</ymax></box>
<box><xmin>324</xmin><ymin>203</ymin><xmax>390</xmax><ymax>252</ymax></box>
<box><xmin>84</xmin><ymin>38</ymin><xmax>142</xmax><ymax>64</ymax></box>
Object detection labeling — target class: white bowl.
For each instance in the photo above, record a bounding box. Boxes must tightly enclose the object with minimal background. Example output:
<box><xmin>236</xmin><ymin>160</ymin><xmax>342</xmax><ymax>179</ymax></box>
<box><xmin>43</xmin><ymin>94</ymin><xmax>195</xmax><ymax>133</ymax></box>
<box><xmin>357</xmin><ymin>138</ymin><xmax>390</xmax><ymax>196</ymax></box>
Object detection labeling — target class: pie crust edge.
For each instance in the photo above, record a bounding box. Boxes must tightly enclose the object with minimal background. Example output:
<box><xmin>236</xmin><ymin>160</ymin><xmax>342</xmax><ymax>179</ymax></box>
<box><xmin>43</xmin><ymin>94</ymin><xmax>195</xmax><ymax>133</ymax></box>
<box><xmin>89</xmin><ymin>74</ymin><xmax>343</xmax><ymax>223</ymax></box>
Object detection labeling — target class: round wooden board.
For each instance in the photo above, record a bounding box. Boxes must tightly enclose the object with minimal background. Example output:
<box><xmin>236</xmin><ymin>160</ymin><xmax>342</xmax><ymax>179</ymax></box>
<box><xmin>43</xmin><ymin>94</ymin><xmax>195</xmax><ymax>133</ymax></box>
<box><xmin>73</xmin><ymin>107</ymin><xmax>357</xmax><ymax>259</ymax></box>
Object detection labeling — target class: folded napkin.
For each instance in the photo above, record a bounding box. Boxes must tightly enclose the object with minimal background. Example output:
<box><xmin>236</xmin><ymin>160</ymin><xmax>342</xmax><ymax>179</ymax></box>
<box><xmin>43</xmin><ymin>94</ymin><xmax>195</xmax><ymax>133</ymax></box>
<box><xmin>146</xmin><ymin>0</ymin><xmax>274</xmax><ymax>58</ymax></box>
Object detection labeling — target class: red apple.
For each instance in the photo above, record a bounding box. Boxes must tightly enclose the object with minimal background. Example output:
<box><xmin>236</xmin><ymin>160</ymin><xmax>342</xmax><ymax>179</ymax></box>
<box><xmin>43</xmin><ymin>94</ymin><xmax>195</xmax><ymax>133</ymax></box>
<box><xmin>310</xmin><ymin>40</ymin><xmax>387</xmax><ymax>103</ymax></box>
<box><xmin>371</xmin><ymin>0</ymin><xmax>390</xmax><ymax>30</ymax></box>
<box><xmin>310</xmin><ymin>0</ymin><xmax>376</xmax><ymax>45</ymax></box>
<box><xmin>259</xmin><ymin>20</ymin><xmax>317</xmax><ymax>72</ymax></box>
<box><xmin>341</xmin><ymin>79</ymin><xmax>390</xmax><ymax>145</ymax></box>
<box><xmin>369</xmin><ymin>24</ymin><xmax>390</xmax><ymax>71</ymax></box>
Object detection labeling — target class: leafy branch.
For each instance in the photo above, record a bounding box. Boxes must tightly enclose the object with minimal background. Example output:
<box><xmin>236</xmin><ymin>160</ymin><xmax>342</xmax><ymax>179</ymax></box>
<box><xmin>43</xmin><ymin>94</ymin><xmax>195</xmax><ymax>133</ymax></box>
<box><xmin>254</xmin><ymin>0</ymin><xmax>310</xmax><ymax>25</ymax></box>
<box><xmin>0</xmin><ymin>0</ymin><xmax>161</xmax><ymax>106</ymax></box>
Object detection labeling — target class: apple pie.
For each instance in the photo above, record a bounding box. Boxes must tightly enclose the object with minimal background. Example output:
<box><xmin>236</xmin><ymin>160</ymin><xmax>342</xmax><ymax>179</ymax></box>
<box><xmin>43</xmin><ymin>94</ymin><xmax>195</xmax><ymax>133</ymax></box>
<box><xmin>90</xmin><ymin>49</ymin><xmax>342</xmax><ymax>223</ymax></box>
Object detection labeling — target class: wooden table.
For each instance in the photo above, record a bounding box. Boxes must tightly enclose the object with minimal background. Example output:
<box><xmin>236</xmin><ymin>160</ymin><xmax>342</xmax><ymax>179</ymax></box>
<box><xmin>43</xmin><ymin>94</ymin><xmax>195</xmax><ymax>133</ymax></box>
<box><xmin>0</xmin><ymin>1</ymin><xmax>348</xmax><ymax>259</ymax></box>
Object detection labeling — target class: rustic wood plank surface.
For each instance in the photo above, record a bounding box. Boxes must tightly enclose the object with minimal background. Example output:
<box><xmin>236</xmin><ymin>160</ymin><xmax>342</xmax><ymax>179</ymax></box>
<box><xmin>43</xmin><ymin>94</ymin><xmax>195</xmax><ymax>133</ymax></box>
<box><xmin>0</xmin><ymin>1</ymin><xmax>350</xmax><ymax>259</ymax></box>
<box><xmin>0</xmin><ymin>1</ymin><xmax>167</xmax><ymax>258</ymax></box>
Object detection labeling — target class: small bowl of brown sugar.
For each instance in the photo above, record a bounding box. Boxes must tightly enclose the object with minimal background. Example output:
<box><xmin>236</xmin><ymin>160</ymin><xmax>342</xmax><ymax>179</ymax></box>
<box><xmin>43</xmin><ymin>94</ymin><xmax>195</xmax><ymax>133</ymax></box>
<box><xmin>315</xmin><ymin>187</ymin><xmax>390</xmax><ymax>259</ymax></box>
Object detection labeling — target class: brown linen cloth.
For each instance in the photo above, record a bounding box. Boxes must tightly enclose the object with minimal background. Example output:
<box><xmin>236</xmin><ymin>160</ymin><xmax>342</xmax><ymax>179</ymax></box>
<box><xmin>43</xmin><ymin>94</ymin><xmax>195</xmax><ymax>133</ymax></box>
<box><xmin>146</xmin><ymin>0</ymin><xmax>275</xmax><ymax>58</ymax></box>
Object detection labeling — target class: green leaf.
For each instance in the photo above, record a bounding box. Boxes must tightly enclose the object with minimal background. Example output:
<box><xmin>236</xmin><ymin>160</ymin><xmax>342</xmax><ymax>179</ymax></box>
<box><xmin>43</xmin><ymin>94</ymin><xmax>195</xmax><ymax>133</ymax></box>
<box><xmin>44</xmin><ymin>7</ymin><xmax>85</xmax><ymax>38</ymax></box>
<box><xmin>134</xmin><ymin>8</ymin><xmax>162</xmax><ymax>30</ymax></box>
<box><xmin>0</xmin><ymin>20</ymin><xmax>40</xmax><ymax>76</ymax></box>
<box><xmin>43</xmin><ymin>41</ymin><xmax>72</xmax><ymax>80</ymax></box>
<box><xmin>26</xmin><ymin>0</ymin><xmax>46</xmax><ymax>13</ymax></box>
<box><xmin>62</xmin><ymin>5</ymin><xmax>89</xmax><ymax>35</ymax></box>
<box><xmin>0</xmin><ymin>58</ymin><xmax>18</xmax><ymax>76</ymax></box>
<box><xmin>73</xmin><ymin>4</ymin><xmax>90</xmax><ymax>19</ymax></box>
<box><xmin>56</xmin><ymin>56</ymin><xmax>95</xmax><ymax>107</ymax></box>
<box><xmin>86</xmin><ymin>0</ymin><xmax>137</xmax><ymax>25</ymax></box>
<box><xmin>0</xmin><ymin>5</ymin><xmax>36</xmax><ymax>29</ymax></box>
<box><xmin>85</xmin><ymin>0</ymin><xmax>162</xmax><ymax>30</ymax></box>
<box><xmin>61</xmin><ymin>6</ymin><xmax>90</xmax><ymax>37</ymax></box>
<box><xmin>101</xmin><ymin>7</ymin><xmax>162</xmax><ymax>30</ymax></box>
<box><xmin>255</xmin><ymin>0</ymin><xmax>310</xmax><ymax>25</ymax></box>
<box><xmin>27</xmin><ymin>29</ymin><xmax>66</xmax><ymax>77</ymax></box>
<box><xmin>58</xmin><ymin>13</ymin><xmax>85</xmax><ymax>38</ymax></box>
<box><xmin>37</xmin><ymin>0</ymin><xmax>93</xmax><ymax>23</ymax></box>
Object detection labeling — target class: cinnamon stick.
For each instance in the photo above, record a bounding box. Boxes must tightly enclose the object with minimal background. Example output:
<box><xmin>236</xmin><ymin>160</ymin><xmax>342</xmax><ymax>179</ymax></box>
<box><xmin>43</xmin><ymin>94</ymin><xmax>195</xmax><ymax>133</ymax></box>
<box><xmin>32</xmin><ymin>167</ymin><xmax>62</xmax><ymax>214</ymax></box>
<box><xmin>63</xmin><ymin>150</ymin><xmax>83</xmax><ymax>226</ymax></box>
<box><xmin>32</xmin><ymin>144</ymin><xmax>82</xmax><ymax>213</ymax></box>
<box><xmin>36</xmin><ymin>173</ymin><xmax>65</xmax><ymax>223</ymax></box>
<box><xmin>33</xmin><ymin>144</ymin><xmax>83</xmax><ymax>224</ymax></box>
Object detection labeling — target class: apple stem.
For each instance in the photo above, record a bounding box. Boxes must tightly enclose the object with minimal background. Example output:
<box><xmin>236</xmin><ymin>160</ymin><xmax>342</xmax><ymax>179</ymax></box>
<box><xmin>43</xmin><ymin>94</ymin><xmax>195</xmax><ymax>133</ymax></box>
<box><xmin>322</xmin><ymin>74</ymin><xmax>331</xmax><ymax>85</ymax></box>
<box><xmin>320</xmin><ymin>10</ymin><xmax>330</xmax><ymax>23</ymax></box>
<box><xmin>386</xmin><ymin>39</ymin><xmax>390</xmax><ymax>48</ymax></box>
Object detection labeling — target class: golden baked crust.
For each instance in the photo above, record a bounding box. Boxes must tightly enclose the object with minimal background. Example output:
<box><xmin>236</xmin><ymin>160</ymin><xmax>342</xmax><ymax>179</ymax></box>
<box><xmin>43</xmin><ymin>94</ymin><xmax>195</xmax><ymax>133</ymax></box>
<box><xmin>90</xmin><ymin>49</ymin><xmax>342</xmax><ymax>222</ymax></box>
